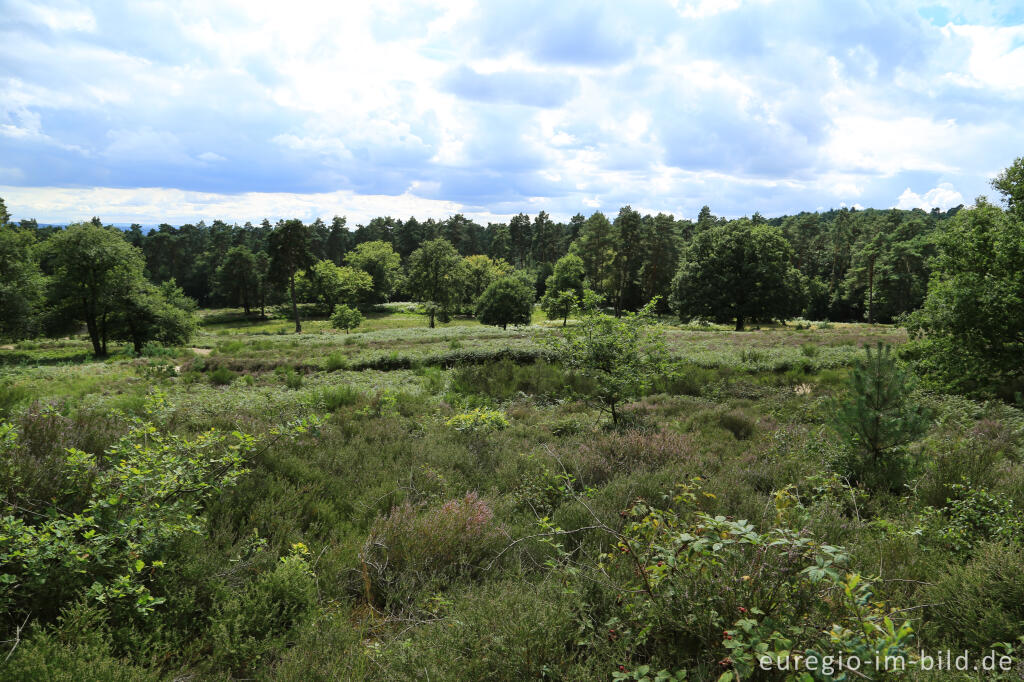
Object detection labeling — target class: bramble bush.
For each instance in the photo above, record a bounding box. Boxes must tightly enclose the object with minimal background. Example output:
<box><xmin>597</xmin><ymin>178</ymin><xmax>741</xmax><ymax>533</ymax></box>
<box><xmin>539</xmin><ymin>479</ymin><xmax>913</xmax><ymax>680</ymax></box>
<box><xmin>0</xmin><ymin>394</ymin><xmax>322</xmax><ymax>631</ymax></box>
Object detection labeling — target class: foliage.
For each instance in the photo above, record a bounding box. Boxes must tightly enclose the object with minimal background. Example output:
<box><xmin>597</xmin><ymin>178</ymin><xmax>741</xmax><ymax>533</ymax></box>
<box><xmin>921</xmin><ymin>483</ymin><xmax>1024</xmax><ymax>556</ymax></box>
<box><xmin>444</xmin><ymin>407</ymin><xmax>510</xmax><ymax>433</ymax></box>
<box><xmin>360</xmin><ymin>493</ymin><xmax>504</xmax><ymax>611</ymax></box>
<box><xmin>301</xmin><ymin>260</ymin><xmax>372</xmax><ymax>314</ymax></box>
<box><xmin>42</xmin><ymin>223</ymin><xmax>149</xmax><ymax>356</ymax></box>
<box><xmin>830</xmin><ymin>342</ymin><xmax>928</xmax><ymax>490</ymax></box>
<box><xmin>108</xmin><ymin>279</ymin><xmax>198</xmax><ymax>354</ymax></box>
<box><xmin>344</xmin><ymin>240</ymin><xmax>403</xmax><ymax>304</ymax></box>
<box><xmin>906</xmin><ymin>196</ymin><xmax>1024</xmax><ymax>398</ymax></box>
<box><xmin>540</xmin><ymin>253</ymin><xmax>586</xmax><ymax>325</ymax></box>
<box><xmin>474</xmin><ymin>274</ymin><xmax>534</xmax><ymax>330</ymax></box>
<box><xmin>0</xmin><ymin>395</ymin><xmax>257</xmax><ymax>622</ymax></box>
<box><xmin>330</xmin><ymin>304</ymin><xmax>364</xmax><ymax>333</ymax></box>
<box><xmin>542</xmin><ymin>296</ymin><xmax>666</xmax><ymax>424</ymax></box>
<box><xmin>541</xmin><ymin>479</ymin><xmax>913</xmax><ymax>680</ymax></box>
<box><xmin>671</xmin><ymin>219</ymin><xmax>803</xmax><ymax>330</ymax></box>
<box><xmin>0</xmin><ymin>225</ymin><xmax>45</xmax><ymax>341</ymax></box>
<box><xmin>407</xmin><ymin>238</ymin><xmax>467</xmax><ymax>327</ymax></box>
<box><xmin>268</xmin><ymin>218</ymin><xmax>314</xmax><ymax>333</ymax></box>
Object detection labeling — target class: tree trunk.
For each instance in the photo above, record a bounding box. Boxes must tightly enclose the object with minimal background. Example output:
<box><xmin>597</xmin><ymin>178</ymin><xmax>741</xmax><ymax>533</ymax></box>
<box><xmin>429</xmin><ymin>309</ymin><xmax>435</xmax><ymax>328</ymax></box>
<box><xmin>610</xmin><ymin>401</ymin><xmax>618</xmax><ymax>425</ymax></box>
<box><xmin>735</xmin><ymin>315</ymin><xmax>744</xmax><ymax>331</ymax></box>
<box><xmin>290</xmin><ymin>273</ymin><xmax>301</xmax><ymax>333</ymax></box>
<box><xmin>502</xmin><ymin>322</ymin><xmax>507</xmax><ymax>330</ymax></box>
<box><xmin>867</xmin><ymin>258</ymin><xmax>875</xmax><ymax>324</ymax></box>
<box><xmin>562</xmin><ymin>314</ymin><xmax>568</xmax><ymax>326</ymax></box>
<box><xmin>85</xmin><ymin>316</ymin><xmax>103</xmax><ymax>357</ymax></box>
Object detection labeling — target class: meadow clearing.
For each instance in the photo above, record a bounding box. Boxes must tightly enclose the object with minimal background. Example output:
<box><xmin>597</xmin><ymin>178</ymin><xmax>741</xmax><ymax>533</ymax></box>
<box><xmin>1</xmin><ymin>306</ymin><xmax>1021</xmax><ymax>680</ymax></box>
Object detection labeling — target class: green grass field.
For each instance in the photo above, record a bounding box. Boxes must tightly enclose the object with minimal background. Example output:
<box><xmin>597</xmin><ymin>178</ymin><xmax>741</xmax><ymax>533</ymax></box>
<box><xmin>2</xmin><ymin>306</ymin><xmax>1021</xmax><ymax>680</ymax></box>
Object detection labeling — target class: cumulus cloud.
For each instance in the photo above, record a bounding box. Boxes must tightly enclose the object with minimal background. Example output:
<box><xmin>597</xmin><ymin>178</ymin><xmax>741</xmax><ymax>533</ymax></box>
<box><xmin>0</xmin><ymin>0</ymin><xmax>1022</xmax><ymax>222</ymax></box>
<box><xmin>894</xmin><ymin>182</ymin><xmax>965</xmax><ymax>210</ymax></box>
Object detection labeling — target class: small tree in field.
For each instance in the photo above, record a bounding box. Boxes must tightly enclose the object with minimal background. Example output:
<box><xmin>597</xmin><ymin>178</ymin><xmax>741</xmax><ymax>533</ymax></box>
<box><xmin>330</xmin><ymin>304</ymin><xmax>364</xmax><ymax>334</ymax></box>
<box><xmin>475</xmin><ymin>275</ymin><xmax>534</xmax><ymax>330</ymax></box>
<box><xmin>542</xmin><ymin>295</ymin><xmax>666</xmax><ymax>425</ymax></box>
<box><xmin>831</xmin><ymin>343</ymin><xmax>928</xmax><ymax>491</ymax></box>
<box><xmin>540</xmin><ymin>253</ymin><xmax>585</xmax><ymax>325</ymax></box>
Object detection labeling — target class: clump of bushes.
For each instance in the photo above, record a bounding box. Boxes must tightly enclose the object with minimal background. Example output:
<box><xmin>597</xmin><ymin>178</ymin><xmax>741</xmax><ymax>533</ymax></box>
<box><xmin>209</xmin><ymin>366</ymin><xmax>237</xmax><ymax>386</ymax></box>
<box><xmin>360</xmin><ymin>493</ymin><xmax>504</xmax><ymax>612</ymax></box>
<box><xmin>444</xmin><ymin>408</ymin><xmax>510</xmax><ymax>433</ymax></box>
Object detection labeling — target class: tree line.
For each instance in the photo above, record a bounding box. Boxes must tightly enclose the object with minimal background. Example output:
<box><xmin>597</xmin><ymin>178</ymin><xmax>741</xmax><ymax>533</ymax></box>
<box><xmin>2</xmin><ymin>156</ymin><xmax>1023</xmax><ymax>399</ymax></box>
<box><xmin>0</xmin><ymin>199</ymin><xmax>963</xmax><ymax>332</ymax></box>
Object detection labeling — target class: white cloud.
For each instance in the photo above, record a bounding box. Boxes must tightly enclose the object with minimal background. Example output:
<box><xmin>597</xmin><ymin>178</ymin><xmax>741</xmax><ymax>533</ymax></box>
<box><xmin>894</xmin><ymin>182</ymin><xmax>964</xmax><ymax>210</ymax></box>
<box><xmin>0</xmin><ymin>184</ymin><xmax>518</xmax><ymax>226</ymax></box>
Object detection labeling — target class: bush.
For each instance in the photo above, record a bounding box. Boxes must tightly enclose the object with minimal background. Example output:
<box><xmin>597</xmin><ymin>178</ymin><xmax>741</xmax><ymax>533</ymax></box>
<box><xmin>718</xmin><ymin>408</ymin><xmax>757</xmax><ymax>440</ymax></box>
<box><xmin>922</xmin><ymin>542</ymin><xmax>1024</xmax><ymax>649</ymax></box>
<box><xmin>921</xmin><ymin>484</ymin><xmax>1024</xmax><ymax>556</ymax></box>
<box><xmin>318</xmin><ymin>385</ymin><xmax>360</xmax><ymax>411</ymax></box>
<box><xmin>915</xmin><ymin>421</ymin><xmax>1010</xmax><ymax>508</ymax></box>
<box><xmin>360</xmin><ymin>493</ymin><xmax>504</xmax><ymax>611</ymax></box>
<box><xmin>209</xmin><ymin>543</ymin><xmax>318</xmax><ymax>674</ymax></box>
<box><xmin>444</xmin><ymin>408</ymin><xmax>510</xmax><ymax>433</ymax></box>
<box><xmin>275</xmin><ymin>366</ymin><xmax>304</xmax><ymax>390</ymax></box>
<box><xmin>209</xmin><ymin>366</ymin><xmax>237</xmax><ymax>386</ymax></box>
<box><xmin>325</xmin><ymin>352</ymin><xmax>348</xmax><ymax>372</ymax></box>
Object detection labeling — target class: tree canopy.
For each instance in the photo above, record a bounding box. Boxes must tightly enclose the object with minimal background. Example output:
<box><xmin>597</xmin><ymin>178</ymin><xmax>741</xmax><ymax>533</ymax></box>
<box><xmin>671</xmin><ymin>219</ymin><xmax>803</xmax><ymax>330</ymax></box>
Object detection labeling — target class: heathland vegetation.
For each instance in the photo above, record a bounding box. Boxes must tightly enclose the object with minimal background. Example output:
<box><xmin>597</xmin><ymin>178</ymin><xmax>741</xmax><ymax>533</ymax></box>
<box><xmin>1</xmin><ymin>159</ymin><xmax>1024</xmax><ymax>679</ymax></box>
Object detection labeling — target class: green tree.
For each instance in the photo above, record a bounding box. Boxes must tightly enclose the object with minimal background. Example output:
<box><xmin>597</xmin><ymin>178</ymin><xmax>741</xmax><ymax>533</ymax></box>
<box><xmin>330</xmin><ymin>304</ymin><xmax>364</xmax><ymax>333</ymax></box>
<box><xmin>463</xmin><ymin>254</ymin><xmax>513</xmax><ymax>307</ymax></box>
<box><xmin>906</xmin><ymin>196</ymin><xmax>1024</xmax><ymax>397</ymax></box>
<box><xmin>475</xmin><ymin>275</ymin><xmax>534</xmax><ymax>330</ymax></box>
<box><xmin>540</xmin><ymin>253</ymin><xmax>585</xmax><ymax>325</ymax></box>
<box><xmin>992</xmin><ymin>155</ymin><xmax>1024</xmax><ymax>221</ymax></box>
<box><xmin>671</xmin><ymin>219</ymin><xmax>803</xmax><ymax>330</ymax></box>
<box><xmin>215</xmin><ymin>246</ymin><xmax>259</xmax><ymax>315</ymax></box>
<box><xmin>831</xmin><ymin>343</ymin><xmax>928</xmax><ymax>491</ymax></box>
<box><xmin>531</xmin><ymin>211</ymin><xmax>561</xmax><ymax>265</ymax></box>
<box><xmin>508</xmin><ymin>213</ymin><xmax>533</xmax><ymax>267</ymax></box>
<box><xmin>640</xmin><ymin>213</ymin><xmax>680</xmax><ymax>313</ymax></box>
<box><xmin>572</xmin><ymin>211</ymin><xmax>616</xmax><ymax>304</ymax></box>
<box><xmin>407</xmin><ymin>239</ymin><xmax>466</xmax><ymax>328</ymax></box>
<box><xmin>610</xmin><ymin>206</ymin><xmax>647</xmax><ymax>315</ymax></box>
<box><xmin>344</xmin><ymin>240</ymin><xmax>402</xmax><ymax>305</ymax></box>
<box><xmin>0</xmin><ymin>197</ymin><xmax>9</xmax><ymax>226</ymax></box>
<box><xmin>110</xmin><ymin>280</ymin><xmax>198</xmax><ymax>354</ymax></box>
<box><xmin>269</xmin><ymin>219</ymin><xmax>313</xmax><ymax>333</ymax></box>
<box><xmin>43</xmin><ymin>223</ymin><xmax>148</xmax><ymax>356</ymax></box>
<box><xmin>542</xmin><ymin>297</ymin><xmax>666</xmax><ymax>425</ymax></box>
<box><xmin>0</xmin><ymin>225</ymin><xmax>45</xmax><ymax>341</ymax></box>
<box><xmin>301</xmin><ymin>260</ymin><xmax>372</xmax><ymax>315</ymax></box>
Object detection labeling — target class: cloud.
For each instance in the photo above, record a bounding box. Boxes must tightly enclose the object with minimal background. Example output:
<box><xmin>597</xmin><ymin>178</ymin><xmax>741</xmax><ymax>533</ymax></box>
<box><xmin>894</xmin><ymin>182</ymin><xmax>965</xmax><ymax>210</ymax></box>
<box><xmin>0</xmin><ymin>0</ymin><xmax>1023</xmax><ymax>222</ymax></box>
<box><xmin>440</xmin><ymin>66</ymin><xmax>579</xmax><ymax>108</ymax></box>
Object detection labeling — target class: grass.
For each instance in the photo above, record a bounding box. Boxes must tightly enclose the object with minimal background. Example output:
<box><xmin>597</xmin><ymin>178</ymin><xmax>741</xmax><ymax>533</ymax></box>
<box><xmin>3</xmin><ymin>305</ymin><xmax>1023</xmax><ymax>679</ymax></box>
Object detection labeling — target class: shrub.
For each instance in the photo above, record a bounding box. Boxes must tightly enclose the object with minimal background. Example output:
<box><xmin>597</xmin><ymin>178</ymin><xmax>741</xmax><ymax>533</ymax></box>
<box><xmin>580</xmin><ymin>428</ymin><xmax>696</xmax><ymax>474</ymax></box>
<box><xmin>209</xmin><ymin>366</ymin><xmax>237</xmax><ymax>386</ymax></box>
<box><xmin>915</xmin><ymin>422</ymin><xmax>1010</xmax><ymax>507</ymax></box>
<box><xmin>444</xmin><ymin>408</ymin><xmax>510</xmax><ymax>433</ymax></box>
<box><xmin>0</xmin><ymin>403</ymin><xmax>258</xmax><ymax>623</ymax></box>
<box><xmin>209</xmin><ymin>543</ymin><xmax>318</xmax><ymax>674</ymax></box>
<box><xmin>360</xmin><ymin>493</ymin><xmax>504</xmax><ymax>611</ymax></box>
<box><xmin>921</xmin><ymin>484</ymin><xmax>1024</xmax><ymax>556</ymax></box>
<box><xmin>922</xmin><ymin>542</ymin><xmax>1024</xmax><ymax>650</ymax></box>
<box><xmin>275</xmin><ymin>366</ymin><xmax>304</xmax><ymax>390</ymax></box>
<box><xmin>318</xmin><ymin>385</ymin><xmax>360</xmax><ymax>411</ymax></box>
<box><xmin>540</xmin><ymin>480</ymin><xmax>913</xmax><ymax>678</ymax></box>
<box><xmin>325</xmin><ymin>352</ymin><xmax>348</xmax><ymax>372</ymax></box>
<box><xmin>718</xmin><ymin>408</ymin><xmax>757</xmax><ymax>440</ymax></box>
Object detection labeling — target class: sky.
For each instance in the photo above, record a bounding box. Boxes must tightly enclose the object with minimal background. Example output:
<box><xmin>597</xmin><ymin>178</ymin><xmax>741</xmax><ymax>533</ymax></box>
<box><xmin>1</xmin><ymin>0</ymin><xmax>1023</xmax><ymax>226</ymax></box>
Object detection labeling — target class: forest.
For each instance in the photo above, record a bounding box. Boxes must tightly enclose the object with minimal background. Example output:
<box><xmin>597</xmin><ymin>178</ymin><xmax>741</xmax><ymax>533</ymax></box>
<box><xmin>1</xmin><ymin>157</ymin><xmax>1023</xmax><ymax>680</ymax></box>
